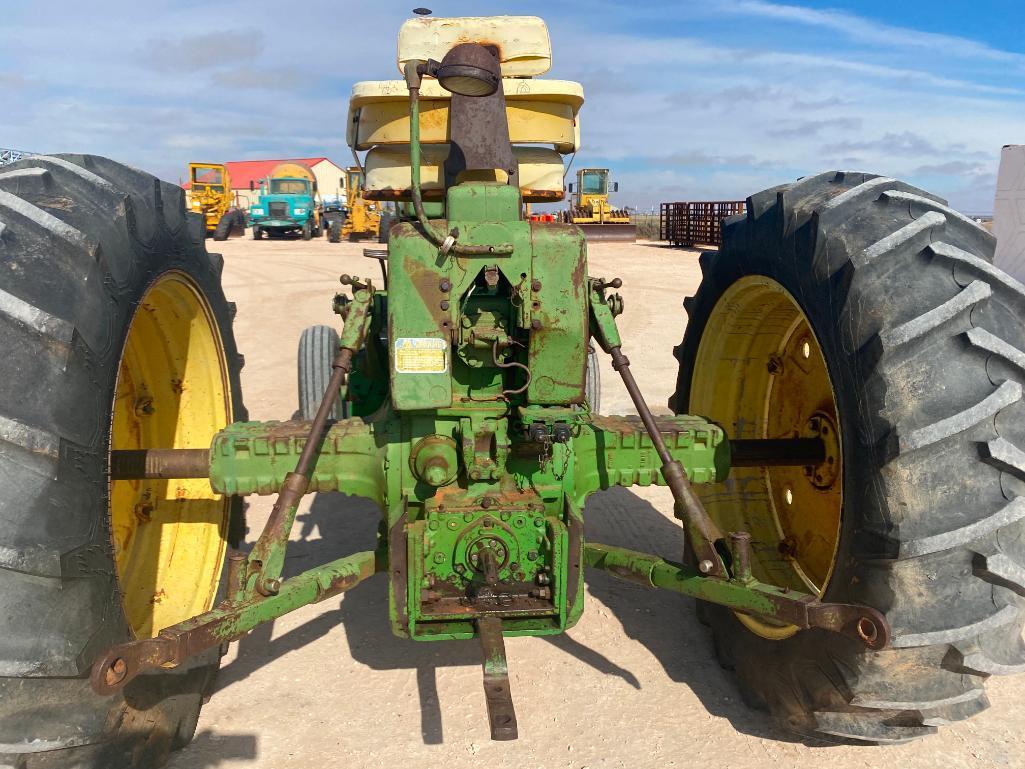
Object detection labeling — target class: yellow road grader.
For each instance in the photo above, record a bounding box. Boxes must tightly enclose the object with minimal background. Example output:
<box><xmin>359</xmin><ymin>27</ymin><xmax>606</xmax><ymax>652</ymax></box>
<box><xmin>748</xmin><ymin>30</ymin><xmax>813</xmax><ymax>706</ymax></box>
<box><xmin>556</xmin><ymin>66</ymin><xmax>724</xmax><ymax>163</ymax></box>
<box><xmin>333</xmin><ymin>166</ymin><xmax>382</xmax><ymax>242</ymax></box>
<box><xmin>186</xmin><ymin>162</ymin><xmax>245</xmax><ymax>241</ymax></box>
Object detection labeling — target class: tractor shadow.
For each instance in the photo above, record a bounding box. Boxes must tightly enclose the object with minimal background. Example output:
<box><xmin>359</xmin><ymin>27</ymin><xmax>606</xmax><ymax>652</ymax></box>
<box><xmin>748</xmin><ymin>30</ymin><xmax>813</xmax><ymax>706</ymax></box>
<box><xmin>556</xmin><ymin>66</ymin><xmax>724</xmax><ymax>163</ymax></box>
<box><xmin>212</xmin><ymin>487</ymin><xmax>793</xmax><ymax>746</ymax></box>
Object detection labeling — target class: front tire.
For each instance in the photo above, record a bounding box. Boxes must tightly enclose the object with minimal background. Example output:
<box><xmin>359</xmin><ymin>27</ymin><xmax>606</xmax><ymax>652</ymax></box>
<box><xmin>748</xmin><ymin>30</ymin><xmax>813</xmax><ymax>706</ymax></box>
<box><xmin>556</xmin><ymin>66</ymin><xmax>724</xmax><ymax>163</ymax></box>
<box><xmin>301</xmin><ymin>219</ymin><xmax>313</xmax><ymax>241</ymax></box>
<box><xmin>212</xmin><ymin>212</ymin><xmax>232</xmax><ymax>241</ymax></box>
<box><xmin>673</xmin><ymin>171</ymin><xmax>1025</xmax><ymax>743</ymax></box>
<box><xmin>328</xmin><ymin>220</ymin><xmax>342</xmax><ymax>243</ymax></box>
<box><xmin>0</xmin><ymin>155</ymin><xmax>245</xmax><ymax>768</ymax></box>
<box><xmin>298</xmin><ymin>325</ymin><xmax>349</xmax><ymax>420</ymax></box>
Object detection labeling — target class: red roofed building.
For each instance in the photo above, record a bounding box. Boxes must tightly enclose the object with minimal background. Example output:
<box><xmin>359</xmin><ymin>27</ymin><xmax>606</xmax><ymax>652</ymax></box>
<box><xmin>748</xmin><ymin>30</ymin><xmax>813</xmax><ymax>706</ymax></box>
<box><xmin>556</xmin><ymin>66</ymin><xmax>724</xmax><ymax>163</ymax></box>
<box><xmin>184</xmin><ymin>157</ymin><xmax>349</xmax><ymax>208</ymax></box>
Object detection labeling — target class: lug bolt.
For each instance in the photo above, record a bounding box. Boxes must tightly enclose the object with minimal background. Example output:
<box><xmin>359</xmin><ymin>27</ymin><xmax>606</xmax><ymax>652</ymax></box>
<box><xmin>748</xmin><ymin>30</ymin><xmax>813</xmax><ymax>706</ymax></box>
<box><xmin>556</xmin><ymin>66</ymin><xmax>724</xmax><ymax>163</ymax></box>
<box><xmin>698</xmin><ymin>559</ymin><xmax>715</xmax><ymax>574</ymax></box>
<box><xmin>440</xmin><ymin>300</ymin><xmax>450</xmax><ymax>311</ymax></box>
<box><xmin>434</xmin><ymin>552</ymin><xmax>446</xmax><ymax>564</ymax></box>
<box><xmin>531</xmin><ymin>279</ymin><xmax>542</xmax><ymax>292</ymax></box>
<box><xmin>439</xmin><ymin>279</ymin><xmax>451</xmax><ymax>292</ymax></box>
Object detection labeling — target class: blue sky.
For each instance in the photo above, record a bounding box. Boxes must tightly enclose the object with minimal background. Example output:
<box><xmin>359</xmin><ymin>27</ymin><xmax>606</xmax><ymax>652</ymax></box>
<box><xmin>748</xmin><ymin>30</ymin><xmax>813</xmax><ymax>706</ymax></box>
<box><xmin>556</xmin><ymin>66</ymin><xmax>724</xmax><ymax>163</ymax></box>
<box><xmin>1</xmin><ymin>0</ymin><xmax>1022</xmax><ymax>213</ymax></box>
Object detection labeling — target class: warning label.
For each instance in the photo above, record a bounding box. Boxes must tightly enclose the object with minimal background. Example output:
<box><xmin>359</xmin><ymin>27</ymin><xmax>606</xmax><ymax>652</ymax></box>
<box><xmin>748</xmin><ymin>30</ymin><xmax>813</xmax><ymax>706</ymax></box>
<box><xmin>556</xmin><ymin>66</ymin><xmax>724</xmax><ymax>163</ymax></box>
<box><xmin>394</xmin><ymin>337</ymin><xmax>448</xmax><ymax>374</ymax></box>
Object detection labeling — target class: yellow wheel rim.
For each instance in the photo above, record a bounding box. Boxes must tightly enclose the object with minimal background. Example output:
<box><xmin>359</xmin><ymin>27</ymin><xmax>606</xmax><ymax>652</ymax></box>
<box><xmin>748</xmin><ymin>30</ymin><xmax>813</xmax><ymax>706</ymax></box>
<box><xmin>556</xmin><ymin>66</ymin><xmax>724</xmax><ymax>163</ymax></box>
<box><xmin>691</xmin><ymin>276</ymin><xmax>842</xmax><ymax>640</ymax></box>
<box><xmin>109</xmin><ymin>271</ymin><xmax>233</xmax><ymax>639</ymax></box>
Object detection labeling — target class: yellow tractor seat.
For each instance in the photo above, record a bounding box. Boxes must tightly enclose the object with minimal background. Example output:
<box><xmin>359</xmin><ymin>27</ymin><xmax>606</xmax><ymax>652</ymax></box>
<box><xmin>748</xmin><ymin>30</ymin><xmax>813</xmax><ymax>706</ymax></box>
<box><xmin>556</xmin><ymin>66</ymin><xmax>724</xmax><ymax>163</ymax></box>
<box><xmin>363</xmin><ymin>145</ymin><xmax>566</xmax><ymax>203</ymax></box>
<box><xmin>348</xmin><ymin>78</ymin><xmax>583</xmax><ymax>155</ymax></box>
<box><xmin>397</xmin><ymin>15</ymin><xmax>553</xmax><ymax>78</ymax></box>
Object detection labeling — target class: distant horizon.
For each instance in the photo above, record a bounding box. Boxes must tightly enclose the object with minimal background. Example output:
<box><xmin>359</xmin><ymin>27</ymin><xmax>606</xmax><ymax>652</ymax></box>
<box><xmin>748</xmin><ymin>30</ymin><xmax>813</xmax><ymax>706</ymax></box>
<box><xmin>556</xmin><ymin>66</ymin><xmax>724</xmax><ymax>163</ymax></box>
<box><xmin>2</xmin><ymin>0</ymin><xmax>1022</xmax><ymax>213</ymax></box>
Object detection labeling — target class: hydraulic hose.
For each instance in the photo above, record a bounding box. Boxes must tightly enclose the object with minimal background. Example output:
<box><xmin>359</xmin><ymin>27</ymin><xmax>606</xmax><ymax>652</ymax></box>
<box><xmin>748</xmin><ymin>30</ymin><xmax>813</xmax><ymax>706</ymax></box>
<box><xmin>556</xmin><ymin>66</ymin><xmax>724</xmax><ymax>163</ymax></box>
<box><xmin>404</xmin><ymin>62</ymin><xmax>513</xmax><ymax>257</ymax></box>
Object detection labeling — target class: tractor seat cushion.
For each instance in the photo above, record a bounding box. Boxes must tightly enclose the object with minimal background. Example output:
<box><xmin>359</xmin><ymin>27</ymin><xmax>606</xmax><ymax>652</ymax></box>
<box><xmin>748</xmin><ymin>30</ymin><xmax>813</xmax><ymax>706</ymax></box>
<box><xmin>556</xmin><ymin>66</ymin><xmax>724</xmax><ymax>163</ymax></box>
<box><xmin>362</xmin><ymin>145</ymin><xmax>565</xmax><ymax>203</ymax></box>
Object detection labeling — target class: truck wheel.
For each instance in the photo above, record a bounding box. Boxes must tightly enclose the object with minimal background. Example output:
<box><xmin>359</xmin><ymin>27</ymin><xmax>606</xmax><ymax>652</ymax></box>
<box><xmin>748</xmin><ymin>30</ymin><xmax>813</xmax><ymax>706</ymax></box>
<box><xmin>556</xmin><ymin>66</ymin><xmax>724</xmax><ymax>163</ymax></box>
<box><xmin>301</xmin><ymin>220</ymin><xmax>313</xmax><ymax>241</ymax></box>
<box><xmin>298</xmin><ymin>325</ymin><xmax>349</xmax><ymax>420</ymax></box>
<box><xmin>328</xmin><ymin>220</ymin><xmax>342</xmax><ymax>243</ymax></box>
<box><xmin>252</xmin><ymin>225</ymin><xmax>262</xmax><ymax>240</ymax></box>
<box><xmin>232</xmin><ymin>209</ymin><xmax>246</xmax><ymax>237</ymax></box>
<box><xmin>585</xmin><ymin>344</ymin><xmax>600</xmax><ymax>413</ymax></box>
<box><xmin>0</xmin><ymin>155</ymin><xmax>245</xmax><ymax>767</ymax></box>
<box><xmin>212</xmin><ymin>213</ymin><xmax>232</xmax><ymax>241</ymax></box>
<box><xmin>673</xmin><ymin>170</ymin><xmax>1025</xmax><ymax>743</ymax></box>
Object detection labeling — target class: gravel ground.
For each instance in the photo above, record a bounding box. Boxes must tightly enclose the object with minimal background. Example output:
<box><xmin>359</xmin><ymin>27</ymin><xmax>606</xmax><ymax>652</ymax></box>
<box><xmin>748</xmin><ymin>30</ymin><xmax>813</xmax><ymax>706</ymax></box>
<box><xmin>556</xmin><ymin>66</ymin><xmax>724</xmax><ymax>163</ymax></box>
<box><xmin>169</xmin><ymin>235</ymin><xmax>1023</xmax><ymax>769</ymax></box>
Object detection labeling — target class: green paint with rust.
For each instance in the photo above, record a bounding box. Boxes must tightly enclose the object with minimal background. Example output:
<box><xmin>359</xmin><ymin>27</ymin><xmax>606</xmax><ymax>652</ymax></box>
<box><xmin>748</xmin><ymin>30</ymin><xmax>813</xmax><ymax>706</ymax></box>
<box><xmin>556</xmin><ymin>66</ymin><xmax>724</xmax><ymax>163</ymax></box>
<box><xmin>582</xmin><ymin>543</ymin><xmax>787</xmax><ymax>618</ymax></box>
<box><xmin>385</xmin><ymin>182</ymin><xmax>587</xmax><ymax>411</ymax></box>
<box><xmin>209</xmin><ymin>405</ymin><xmax>728</xmax><ymax>640</ymax></box>
<box><xmin>202</xmin><ymin>551</ymin><xmax>379</xmax><ymax>643</ymax></box>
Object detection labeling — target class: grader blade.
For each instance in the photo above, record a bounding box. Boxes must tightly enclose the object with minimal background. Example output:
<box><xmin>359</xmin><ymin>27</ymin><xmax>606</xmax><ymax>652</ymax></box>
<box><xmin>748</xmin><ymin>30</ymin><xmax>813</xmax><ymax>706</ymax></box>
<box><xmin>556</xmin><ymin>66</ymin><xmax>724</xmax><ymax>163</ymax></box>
<box><xmin>577</xmin><ymin>223</ymin><xmax>638</xmax><ymax>242</ymax></box>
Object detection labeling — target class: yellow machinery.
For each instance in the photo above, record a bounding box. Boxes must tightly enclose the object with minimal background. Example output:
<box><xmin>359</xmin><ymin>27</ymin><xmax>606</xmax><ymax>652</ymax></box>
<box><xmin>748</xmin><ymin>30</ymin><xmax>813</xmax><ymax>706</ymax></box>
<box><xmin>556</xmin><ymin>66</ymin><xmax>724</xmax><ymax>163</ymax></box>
<box><xmin>338</xmin><ymin>166</ymin><xmax>381</xmax><ymax>241</ymax></box>
<box><xmin>565</xmin><ymin>168</ymin><xmax>636</xmax><ymax>242</ymax></box>
<box><xmin>187</xmin><ymin>163</ymin><xmax>244</xmax><ymax>241</ymax></box>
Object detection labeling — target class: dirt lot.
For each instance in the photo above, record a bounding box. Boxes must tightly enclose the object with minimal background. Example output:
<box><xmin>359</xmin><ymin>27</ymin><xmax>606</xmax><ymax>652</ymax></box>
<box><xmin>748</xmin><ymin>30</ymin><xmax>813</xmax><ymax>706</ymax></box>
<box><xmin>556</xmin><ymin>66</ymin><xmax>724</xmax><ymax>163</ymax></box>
<box><xmin>171</xmin><ymin>236</ymin><xmax>1023</xmax><ymax>769</ymax></box>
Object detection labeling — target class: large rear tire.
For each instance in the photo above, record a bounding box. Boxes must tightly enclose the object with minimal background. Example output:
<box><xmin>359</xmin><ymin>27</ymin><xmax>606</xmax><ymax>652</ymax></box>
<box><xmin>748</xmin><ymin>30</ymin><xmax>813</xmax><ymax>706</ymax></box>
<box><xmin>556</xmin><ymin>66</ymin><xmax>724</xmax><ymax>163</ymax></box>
<box><xmin>328</xmin><ymin>220</ymin><xmax>342</xmax><ymax>243</ymax></box>
<box><xmin>0</xmin><ymin>154</ymin><xmax>245</xmax><ymax>767</ymax></box>
<box><xmin>298</xmin><ymin>325</ymin><xmax>349</xmax><ymax>420</ymax></box>
<box><xmin>673</xmin><ymin>171</ymin><xmax>1025</xmax><ymax>743</ymax></box>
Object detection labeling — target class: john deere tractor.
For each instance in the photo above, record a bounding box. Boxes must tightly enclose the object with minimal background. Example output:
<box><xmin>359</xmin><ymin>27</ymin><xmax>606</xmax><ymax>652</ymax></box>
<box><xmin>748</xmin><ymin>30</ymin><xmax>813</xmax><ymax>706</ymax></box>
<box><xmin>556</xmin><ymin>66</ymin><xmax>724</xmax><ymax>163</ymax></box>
<box><xmin>186</xmin><ymin>162</ymin><xmax>245</xmax><ymax>240</ymax></box>
<box><xmin>3</xmin><ymin>14</ymin><xmax>1025</xmax><ymax>768</ymax></box>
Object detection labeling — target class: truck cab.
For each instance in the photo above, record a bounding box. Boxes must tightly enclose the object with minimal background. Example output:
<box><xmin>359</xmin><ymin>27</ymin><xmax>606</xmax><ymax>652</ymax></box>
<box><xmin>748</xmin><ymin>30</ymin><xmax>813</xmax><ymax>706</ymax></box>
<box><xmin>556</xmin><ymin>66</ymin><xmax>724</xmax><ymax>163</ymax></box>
<box><xmin>248</xmin><ymin>163</ymin><xmax>321</xmax><ymax>240</ymax></box>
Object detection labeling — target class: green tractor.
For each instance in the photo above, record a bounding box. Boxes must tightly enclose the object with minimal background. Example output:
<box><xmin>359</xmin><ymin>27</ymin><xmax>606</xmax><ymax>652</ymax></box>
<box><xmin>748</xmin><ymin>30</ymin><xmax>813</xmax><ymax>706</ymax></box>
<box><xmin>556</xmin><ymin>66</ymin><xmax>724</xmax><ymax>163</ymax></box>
<box><xmin>2</xmin><ymin>14</ymin><xmax>1024</xmax><ymax>768</ymax></box>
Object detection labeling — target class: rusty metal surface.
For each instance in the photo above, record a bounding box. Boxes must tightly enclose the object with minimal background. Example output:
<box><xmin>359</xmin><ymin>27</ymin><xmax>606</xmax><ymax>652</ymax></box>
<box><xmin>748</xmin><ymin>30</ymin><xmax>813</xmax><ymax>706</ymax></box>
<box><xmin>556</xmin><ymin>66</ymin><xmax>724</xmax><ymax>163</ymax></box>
<box><xmin>443</xmin><ymin>49</ymin><xmax>519</xmax><ymax>190</ymax></box>
<box><xmin>728</xmin><ymin>437</ymin><xmax>825</xmax><ymax>467</ymax></box>
<box><xmin>606</xmin><ymin>346</ymin><xmax>728</xmax><ymax>578</ymax></box>
<box><xmin>584</xmin><ymin>542</ymin><xmax>891</xmax><ymax>651</ymax></box>
<box><xmin>477</xmin><ymin>615</ymin><xmax>519</xmax><ymax>741</ymax></box>
<box><xmin>659</xmin><ymin>201</ymin><xmax>745</xmax><ymax>247</ymax></box>
<box><xmin>91</xmin><ymin>550</ymin><xmax>379</xmax><ymax>696</ymax></box>
<box><xmin>109</xmin><ymin>448</ymin><xmax>210</xmax><ymax>479</ymax></box>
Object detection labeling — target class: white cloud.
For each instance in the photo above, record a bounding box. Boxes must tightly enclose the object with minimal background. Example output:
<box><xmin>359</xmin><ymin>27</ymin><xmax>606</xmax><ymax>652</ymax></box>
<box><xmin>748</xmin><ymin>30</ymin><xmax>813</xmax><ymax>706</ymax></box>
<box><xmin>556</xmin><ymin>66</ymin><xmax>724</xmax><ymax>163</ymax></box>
<box><xmin>723</xmin><ymin>0</ymin><xmax>1025</xmax><ymax>65</ymax></box>
<box><xmin>1</xmin><ymin>0</ymin><xmax>1020</xmax><ymax>213</ymax></box>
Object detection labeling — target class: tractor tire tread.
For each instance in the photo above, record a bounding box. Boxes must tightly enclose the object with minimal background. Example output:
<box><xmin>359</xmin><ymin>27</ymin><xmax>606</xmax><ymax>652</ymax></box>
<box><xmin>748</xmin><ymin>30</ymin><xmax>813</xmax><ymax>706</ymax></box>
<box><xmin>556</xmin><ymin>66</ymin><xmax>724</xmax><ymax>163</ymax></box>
<box><xmin>0</xmin><ymin>154</ymin><xmax>245</xmax><ymax>767</ymax></box>
<box><xmin>673</xmin><ymin>169</ymin><xmax>1025</xmax><ymax>743</ymax></box>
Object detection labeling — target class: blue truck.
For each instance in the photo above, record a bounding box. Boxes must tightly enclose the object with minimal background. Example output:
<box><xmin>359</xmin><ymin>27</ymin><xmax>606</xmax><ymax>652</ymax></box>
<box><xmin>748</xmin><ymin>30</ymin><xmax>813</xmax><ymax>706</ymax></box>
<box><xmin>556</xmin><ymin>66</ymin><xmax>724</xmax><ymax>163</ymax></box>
<box><xmin>248</xmin><ymin>162</ymin><xmax>322</xmax><ymax>240</ymax></box>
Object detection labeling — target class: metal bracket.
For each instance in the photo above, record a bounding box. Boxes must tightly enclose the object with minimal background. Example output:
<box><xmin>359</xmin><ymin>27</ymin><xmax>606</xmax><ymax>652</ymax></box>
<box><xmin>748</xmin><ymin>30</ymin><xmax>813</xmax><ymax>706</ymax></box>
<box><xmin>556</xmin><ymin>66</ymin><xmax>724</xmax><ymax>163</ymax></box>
<box><xmin>583</xmin><ymin>542</ymin><xmax>890</xmax><ymax>650</ymax></box>
<box><xmin>477</xmin><ymin>616</ymin><xmax>518</xmax><ymax>741</ymax></box>
<box><xmin>91</xmin><ymin>551</ymin><xmax>379</xmax><ymax>695</ymax></box>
